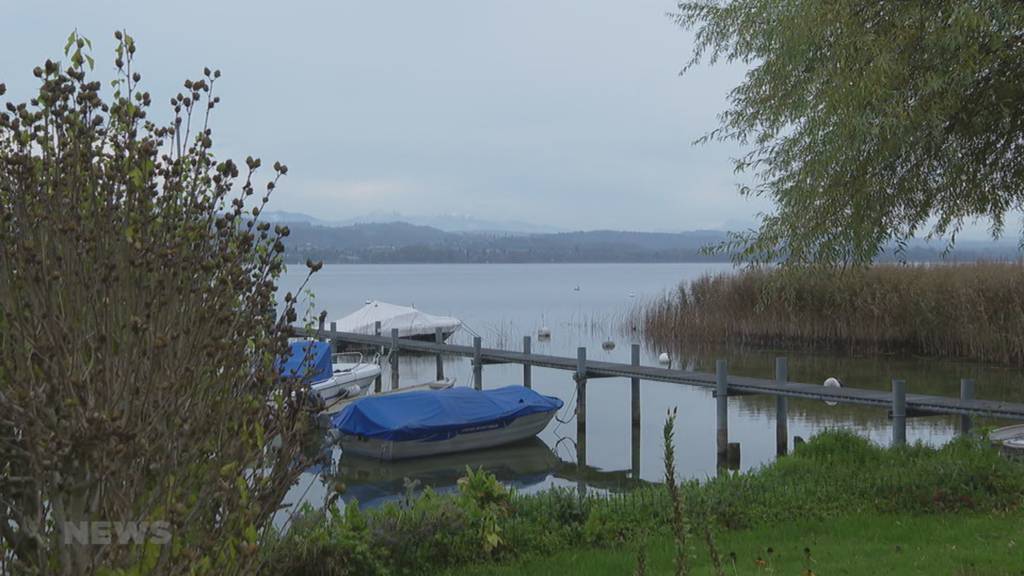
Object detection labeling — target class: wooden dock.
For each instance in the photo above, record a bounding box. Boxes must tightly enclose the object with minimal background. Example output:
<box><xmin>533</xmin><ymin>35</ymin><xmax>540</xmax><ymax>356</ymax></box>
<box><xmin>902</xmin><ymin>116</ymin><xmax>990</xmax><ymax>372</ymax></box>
<box><xmin>301</xmin><ymin>322</ymin><xmax>1024</xmax><ymax>473</ymax></box>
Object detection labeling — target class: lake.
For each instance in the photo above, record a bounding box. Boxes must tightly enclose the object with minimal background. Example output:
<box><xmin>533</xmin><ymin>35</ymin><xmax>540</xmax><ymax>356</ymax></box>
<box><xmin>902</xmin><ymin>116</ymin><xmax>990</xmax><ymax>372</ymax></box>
<box><xmin>276</xmin><ymin>263</ymin><xmax>1024</xmax><ymax>516</ymax></box>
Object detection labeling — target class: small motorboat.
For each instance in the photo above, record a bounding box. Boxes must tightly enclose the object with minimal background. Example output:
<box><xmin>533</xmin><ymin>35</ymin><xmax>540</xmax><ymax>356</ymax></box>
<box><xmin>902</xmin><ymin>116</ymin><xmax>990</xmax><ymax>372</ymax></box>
<box><xmin>331</xmin><ymin>386</ymin><xmax>563</xmax><ymax>460</ymax></box>
<box><xmin>317</xmin><ymin>377</ymin><xmax>458</xmax><ymax>426</ymax></box>
<box><xmin>991</xmin><ymin>424</ymin><xmax>1024</xmax><ymax>457</ymax></box>
<box><xmin>333</xmin><ymin>301</ymin><xmax>461</xmax><ymax>341</ymax></box>
<box><xmin>278</xmin><ymin>341</ymin><xmax>381</xmax><ymax>403</ymax></box>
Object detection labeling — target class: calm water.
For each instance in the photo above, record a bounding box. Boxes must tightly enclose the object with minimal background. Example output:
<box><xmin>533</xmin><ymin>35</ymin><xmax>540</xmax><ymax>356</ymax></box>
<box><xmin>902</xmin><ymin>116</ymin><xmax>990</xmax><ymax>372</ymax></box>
<box><xmin>275</xmin><ymin>263</ymin><xmax>1024</xmax><ymax>517</ymax></box>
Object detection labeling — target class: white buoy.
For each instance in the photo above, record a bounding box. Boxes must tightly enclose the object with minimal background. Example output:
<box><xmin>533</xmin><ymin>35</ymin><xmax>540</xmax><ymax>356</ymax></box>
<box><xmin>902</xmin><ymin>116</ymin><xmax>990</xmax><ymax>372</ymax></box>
<box><xmin>658</xmin><ymin>352</ymin><xmax>670</xmax><ymax>364</ymax></box>
<box><xmin>602</xmin><ymin>340</ymin><xmax>615</xmax><ymax>351</ymax></box>
<box><xmin>573</xmin><ymin>285</ymin><xmax>581</xmax><ymax>292</ymax></box>
<box><xmin>538</xmin><ymin>327</ymin><xmax>551</xmax><ymax>339</ymax></box>
<box><xmin>823</xmin><ymin>377</ymin><xmax>842</xmax><ymax>406</ymax></box>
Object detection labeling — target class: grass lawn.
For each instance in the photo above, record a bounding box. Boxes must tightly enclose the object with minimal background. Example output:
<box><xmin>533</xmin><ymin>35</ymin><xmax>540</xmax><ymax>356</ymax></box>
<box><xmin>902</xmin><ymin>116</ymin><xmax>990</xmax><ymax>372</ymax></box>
<box><xmin>448</xmin><ymin>511</ymin><xmax>1024</xmax><ymax>575</ymax></box>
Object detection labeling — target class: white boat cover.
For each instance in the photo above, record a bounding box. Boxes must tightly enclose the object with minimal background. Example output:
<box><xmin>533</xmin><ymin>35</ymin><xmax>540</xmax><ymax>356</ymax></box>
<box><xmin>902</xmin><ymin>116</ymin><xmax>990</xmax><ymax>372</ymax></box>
<box><xmin>333</xmin><ymin>301</ymin><xmax>461</xmax><ymax>338</ymax></box>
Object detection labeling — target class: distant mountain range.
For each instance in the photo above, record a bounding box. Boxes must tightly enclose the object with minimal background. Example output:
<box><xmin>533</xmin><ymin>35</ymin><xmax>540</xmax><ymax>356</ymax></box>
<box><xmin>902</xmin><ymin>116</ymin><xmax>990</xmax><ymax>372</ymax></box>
<box><xmin>271</xmin><ymin>217</ymin><xmax>1022</xmax><ymax>264</ymax></box>
<box><xmin>280</xmin><ymin>221</ymin><xmax>731</xmax><ymax>264</ymax></box>
<box><xmin>262</xmin><ymin>210</ymin><xmax>563</xmax><ymax>234</ymax></box>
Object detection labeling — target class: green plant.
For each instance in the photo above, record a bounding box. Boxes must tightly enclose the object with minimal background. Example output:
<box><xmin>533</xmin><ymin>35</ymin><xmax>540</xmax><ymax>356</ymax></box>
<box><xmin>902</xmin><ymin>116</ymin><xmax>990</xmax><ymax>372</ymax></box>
<box><xmin>676</xmin><ymin>0</ymin><xmax>1024</xmax><ymax>266</ymax></box>
<box><xmin>0</xmin><ymin>32</ymin><xmax>320</xmax><ymax>574</ymax></box>
<box><xmin>262</xmin><ymin>504</ymin><xmax>389</xmax><ymax>576</ymax></box>
<box><xmin>662</xmin><ymin>408</ymin><xmax>689</xmax><ymax>576</ymax></box>
<box><xmin>266</xmin><ymin>430</ymin><xmax>1024</xmax><ymax>575</ymax></box>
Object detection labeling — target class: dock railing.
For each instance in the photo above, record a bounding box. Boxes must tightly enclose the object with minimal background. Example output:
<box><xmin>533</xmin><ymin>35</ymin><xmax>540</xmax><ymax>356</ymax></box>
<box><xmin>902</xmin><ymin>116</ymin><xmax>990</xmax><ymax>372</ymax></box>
<box><xmin>306</xmin><ymin>323</ymin><xmax>1024</xmax><ymax>472</ymax></box>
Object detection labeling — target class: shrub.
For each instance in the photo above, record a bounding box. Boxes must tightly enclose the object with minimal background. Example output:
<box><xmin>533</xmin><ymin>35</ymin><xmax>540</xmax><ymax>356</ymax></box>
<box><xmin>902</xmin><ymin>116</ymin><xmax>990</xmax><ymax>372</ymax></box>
<box><xmin>264</xmin><ymin>430</ymin><xmax>1024</xmax><ymax>575</ymax></box>
<box><xmin>0</xmin><ymin>32</ymin><xmax>320</xmax><ymax>574</ymax></box>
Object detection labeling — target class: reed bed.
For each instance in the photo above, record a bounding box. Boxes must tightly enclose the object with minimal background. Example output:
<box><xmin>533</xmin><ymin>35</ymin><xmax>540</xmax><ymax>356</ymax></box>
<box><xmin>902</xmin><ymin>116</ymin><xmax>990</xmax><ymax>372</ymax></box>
<box><xmin>638</xmin><ymin>262</ymin><xmax>1024</xmax><ymax>366</ymax></box>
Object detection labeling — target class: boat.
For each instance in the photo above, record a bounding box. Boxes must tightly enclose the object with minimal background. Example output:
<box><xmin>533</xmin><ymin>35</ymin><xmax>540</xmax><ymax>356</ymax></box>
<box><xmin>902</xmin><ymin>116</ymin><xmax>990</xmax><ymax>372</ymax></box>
<box><xmin>332</xmin><ymin>301</ymin><xmax>461</xmax><ymax>341</ymax></box>
<box><xmin>330</xmin><ymin>386</ymin><xmax>563</xmax><ymax>460</ymax></box>
<box><xmin>316</xmin><ymin>377</ymin><xmax>457</xmax><ymax>427</ymax></box>
<box><xmin>991</xmin><ymin>424</ymin><xmax>1024</xmax><ymax>457</ymax></box>
<box><xmin>278</xmin><ymin>340</ymin><xmax>381</xmax><ymax>403</ymax></box>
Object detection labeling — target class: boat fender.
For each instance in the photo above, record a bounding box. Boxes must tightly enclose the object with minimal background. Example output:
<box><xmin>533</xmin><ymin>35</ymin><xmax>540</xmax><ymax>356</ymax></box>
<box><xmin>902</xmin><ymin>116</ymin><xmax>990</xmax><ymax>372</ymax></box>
<box><xmin>823</xmin><ymin>377</ymin><xmax>842</xmax><ymax>406</ymax></box>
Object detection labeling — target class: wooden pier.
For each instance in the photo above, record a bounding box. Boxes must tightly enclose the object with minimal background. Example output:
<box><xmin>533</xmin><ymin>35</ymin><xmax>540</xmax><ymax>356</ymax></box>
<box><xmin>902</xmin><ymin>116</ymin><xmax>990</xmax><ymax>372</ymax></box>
<box><xmin>308</xmin><ymin>323</ymin><xmax>1024</xmax><ymax>474</ymax></box>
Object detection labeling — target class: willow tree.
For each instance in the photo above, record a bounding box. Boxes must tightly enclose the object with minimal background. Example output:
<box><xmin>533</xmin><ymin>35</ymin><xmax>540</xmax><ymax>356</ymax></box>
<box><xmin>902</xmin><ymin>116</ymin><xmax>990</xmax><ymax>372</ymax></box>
<box><xmin>0</xmin><ymin>33</ymin><xmax>323</xmax><ymax>574</ymax></box>
<box><xmin>677</xmin><ymin>1</ymin><xmax>1024</xmax><ymax>265</ymax></box>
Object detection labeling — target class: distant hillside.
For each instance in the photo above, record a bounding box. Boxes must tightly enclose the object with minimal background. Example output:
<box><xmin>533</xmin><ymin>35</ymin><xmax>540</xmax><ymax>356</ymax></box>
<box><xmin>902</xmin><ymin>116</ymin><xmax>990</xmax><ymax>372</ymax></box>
<box><xmin>280</xmin><ymin>222</ymin><xmax>732</xmax><ymax>263</ymax></box>
<box><xmin>261</xmin><ymin>210</ymin><xmax>562</xmax><ymax>234</ymax></box>
<box><xmin>275</xmin><ymin>220</ymin><xmax>1023</xmax><ymax>264</ymax></box>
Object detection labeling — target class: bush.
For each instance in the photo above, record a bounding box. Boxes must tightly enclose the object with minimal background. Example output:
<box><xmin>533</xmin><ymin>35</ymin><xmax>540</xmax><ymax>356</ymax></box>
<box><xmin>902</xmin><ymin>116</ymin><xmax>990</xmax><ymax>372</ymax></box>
<box><xmin>0</xmin><ymin>32</ymin><xmax>320</xmax><ymax>574</ymax></box>
<box><xmin>264</xmin><ymin>430</ymin><xmax>1024</xmax><ymax>574</ymax></box>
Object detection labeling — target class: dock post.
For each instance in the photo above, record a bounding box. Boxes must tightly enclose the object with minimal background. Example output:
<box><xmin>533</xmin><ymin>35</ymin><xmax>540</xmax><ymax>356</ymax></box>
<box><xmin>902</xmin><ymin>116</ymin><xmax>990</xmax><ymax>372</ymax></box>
<box><xmin>390</xmin><ymin>328</ymin><xmax>400</xmax><ymax>391</ymax></box>
<box><xmin>716</xmin><ymin>359</ymin><xmax>728</xmax><ymax>471</ymax></box>
<box><xmin>892</xmin><ymin>379</ymin><xmax>906</xmax><ymax>447</ymax></box>
<box><xmin>630</xmin><ymin>343</ymin><xmax>641</xmax><ymax>480</ymax></box>
<box><xmin>523</xmin><ymin>336</ymin><xmax>532</xmax><ymax>389</ymax></box>
<box><xmin>473</xmin><ymin>336</ymin><xmax>482</xmax><ymax>390</ymax></box>
<box><xmin>329</xmin><ymin>321</ymin><xmax>337</xmax><ymax>352</ymax></box>
<box><xmin>775</xmin><ymin>357</ymin><xmax>789</xmax><ymax>456</ymax></box>
<box><xmin>317</xmin><ymin>316</ymin><xmax>325</xmax><ymax>340</ymax></box>
<box><xmin>576</xmin><ymin>347</ymin><xmax>588</xmax><ymax>426</ymax></box>
<box><xmin>960</xmin><ymin>378</ymin><xmax>975</xmax><ymax>435</ymax></box>
<box><xmin>373</xmin><ymin>321</ymin><xmax>383</xmax><ymax>392</ymax></box>
<box><xmin>576</xmin><ymin>346</ymin><xmax>588</xmax><ymax>490</ymax></box>
<box><xmin>631</xmin><ymin>344</ymin><xmax>641</xmax><ymax>426</ymax></box>
<box><xmin>435</xmin><ymin>327</ymin><xmax>445</xmax><ymax>381</ymax></box>
<box><xmin>727</xmin><ymin>442</ymin><xmax>741</xmax><ymax>471</ymax></box>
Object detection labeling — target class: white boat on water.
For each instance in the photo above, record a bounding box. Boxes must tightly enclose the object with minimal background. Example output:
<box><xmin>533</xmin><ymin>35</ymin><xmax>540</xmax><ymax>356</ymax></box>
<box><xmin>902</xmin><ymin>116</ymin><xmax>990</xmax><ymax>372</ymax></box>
<box><xmin>991</xmin><ymin>424</ymin><xmax>1024</xmax><ymax>455</ymax></box>
<box><xmin>279</xmin><ymin>341</ymin><xmax>381</xmax><ymax>403</ymax></box>
<box><xmin>313</xmin><ymin>352</ymin><xmax>381</xmax><ymax>402</ymax></box>
<box><xmin>317</xmin><ymin>377</ymin><xmax>457</xmax><ymax>427</ymax></box>
<box><xmin>331</xmin><ymin>386</ymin><xmax>563</xmax><ymax>460</ymax></box>
<box><xmin>333</xmin><ymin>301</ymin><xmax>461</xmax><ymax>341</ymax></box>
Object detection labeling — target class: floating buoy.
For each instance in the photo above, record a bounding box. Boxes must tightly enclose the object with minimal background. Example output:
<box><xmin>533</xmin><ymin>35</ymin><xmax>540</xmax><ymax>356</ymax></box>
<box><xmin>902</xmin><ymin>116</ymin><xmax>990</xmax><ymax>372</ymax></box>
<box><xmin>538</xmin><ymin>327</ymin><xmax>551</xmax><ymax>339</ymax></box>
<box><xmin>823</xmin><ymin>377</ymin><xmax>842</xmax><ymax>406</ymax></box>
<box><xmin>602</xmin><ymin>340</ymin><xmax>615</xmax><ymax>351</ymax></box>
<box><xmin>658</xmin><ymin>352</ymin><xmax>670</xmax><ymax>364</ymax></box>
<box><xmin>573</xmin><ymin>285</ymin><xmax>581</xmax><ymax>292</ymax></box>
<box><xmin>628</xmin><ymin>292</ymin><xmax>636</xmax><ymax>298</ymax></box>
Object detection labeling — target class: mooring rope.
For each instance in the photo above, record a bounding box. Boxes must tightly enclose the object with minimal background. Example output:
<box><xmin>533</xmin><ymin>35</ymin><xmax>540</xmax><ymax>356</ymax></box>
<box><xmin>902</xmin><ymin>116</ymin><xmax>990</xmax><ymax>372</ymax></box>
<box><xmin>552</xmin><ymin>384</ymin><xmax>578</xmax><ymax>429</ymax></box>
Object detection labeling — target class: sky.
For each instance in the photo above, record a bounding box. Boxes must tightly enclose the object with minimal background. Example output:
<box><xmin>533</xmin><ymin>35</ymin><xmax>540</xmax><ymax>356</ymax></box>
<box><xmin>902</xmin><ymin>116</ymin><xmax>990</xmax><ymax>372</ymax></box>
<box><xmin>0</xmin><ymin>1</ymin><xmax>1013</xmax><ymax>239</ymax></box>
<box><xmin>1</xmin><ymin>0</ymin><xmax>772</xmax><ymax>232</ymax></box>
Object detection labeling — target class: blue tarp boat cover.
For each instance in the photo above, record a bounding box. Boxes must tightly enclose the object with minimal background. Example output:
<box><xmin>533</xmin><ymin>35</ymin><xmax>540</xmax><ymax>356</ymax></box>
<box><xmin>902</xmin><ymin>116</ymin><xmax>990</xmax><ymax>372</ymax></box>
<box><xmin>332</xmin><ymin>386</ymin><xmax>563</xmax><ymax>442</ymax></box>
<box><xmin>277</xmin><ymin>340</ymin><xmax>332</xmax><ymax>383</ymax></box>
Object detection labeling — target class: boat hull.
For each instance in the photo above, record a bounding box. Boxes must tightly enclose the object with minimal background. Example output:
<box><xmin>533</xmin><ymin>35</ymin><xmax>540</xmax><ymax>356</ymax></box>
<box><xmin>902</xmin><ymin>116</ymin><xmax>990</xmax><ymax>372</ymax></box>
<box><xmin>339</xmin><ymin>410</ymin><xmax>556</xmax><ymax>461</ymax></box>
<box><xmin>991</xmin><ymin>424</ymin><xmax>1024</xmax><ymax>457</ymax></box>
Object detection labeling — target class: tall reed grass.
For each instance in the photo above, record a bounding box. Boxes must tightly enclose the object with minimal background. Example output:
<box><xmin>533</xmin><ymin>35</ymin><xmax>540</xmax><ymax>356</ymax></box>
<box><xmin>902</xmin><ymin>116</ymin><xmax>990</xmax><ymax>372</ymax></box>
<box><xmin>638</xmin><ymin>262</ymin><xmax>1024</xmax><ymax>366</ymax></box>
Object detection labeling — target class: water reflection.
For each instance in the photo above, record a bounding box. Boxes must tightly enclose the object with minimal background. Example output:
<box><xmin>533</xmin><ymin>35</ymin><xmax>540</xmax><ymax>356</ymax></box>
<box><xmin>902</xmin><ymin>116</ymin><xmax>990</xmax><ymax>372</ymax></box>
<box><xmin>279</xmin><ymin>435</ymin><xmax>649</xmax><ymax>525</ymax></box>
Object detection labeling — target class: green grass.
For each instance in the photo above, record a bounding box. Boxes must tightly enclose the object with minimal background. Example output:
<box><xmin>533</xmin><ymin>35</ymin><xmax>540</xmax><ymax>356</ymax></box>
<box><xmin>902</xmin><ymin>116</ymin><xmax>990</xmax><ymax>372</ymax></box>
<box><xmin>263</xmin><ymin>431</ymin><xmax>1024</xmax><ymax>575</ymax></box>
<box><xmin>448</xmin><ymin>512</ymin><xmax>1024</xmax><ymax>575</ymax></box>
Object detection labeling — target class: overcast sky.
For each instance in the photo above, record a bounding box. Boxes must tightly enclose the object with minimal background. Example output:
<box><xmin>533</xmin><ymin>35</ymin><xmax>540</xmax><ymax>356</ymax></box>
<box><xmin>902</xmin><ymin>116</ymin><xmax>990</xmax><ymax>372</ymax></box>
<box><xmin>2</xmin><ymin>0</ymin><xmax>774</xmax><ymax>232</ymax></box>
<box><xmin>4</xmin><ymin>1</ymin><xmax>1014</xmax><ymax>239</ymax></box>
